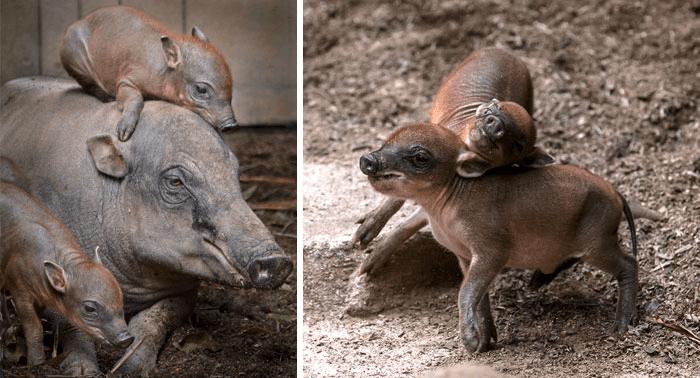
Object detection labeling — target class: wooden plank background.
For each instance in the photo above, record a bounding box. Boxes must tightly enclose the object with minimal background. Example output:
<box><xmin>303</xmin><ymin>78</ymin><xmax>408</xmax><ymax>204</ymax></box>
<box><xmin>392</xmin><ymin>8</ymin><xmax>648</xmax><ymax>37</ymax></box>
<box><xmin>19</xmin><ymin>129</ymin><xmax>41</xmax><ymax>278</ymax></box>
<box><xmin>0</xmin><ymin>0</ymin><xmax>296</xmax><ymax>126</ymax></box>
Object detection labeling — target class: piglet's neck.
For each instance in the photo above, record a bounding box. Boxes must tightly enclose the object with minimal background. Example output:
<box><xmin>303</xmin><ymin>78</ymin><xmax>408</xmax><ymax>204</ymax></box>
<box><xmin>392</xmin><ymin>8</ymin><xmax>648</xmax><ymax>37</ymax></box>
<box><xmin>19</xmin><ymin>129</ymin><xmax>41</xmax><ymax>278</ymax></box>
<box><xmin>412</xmin><ymin>174</ymin><xmax>469</xmax><ymax>215</ymax></box>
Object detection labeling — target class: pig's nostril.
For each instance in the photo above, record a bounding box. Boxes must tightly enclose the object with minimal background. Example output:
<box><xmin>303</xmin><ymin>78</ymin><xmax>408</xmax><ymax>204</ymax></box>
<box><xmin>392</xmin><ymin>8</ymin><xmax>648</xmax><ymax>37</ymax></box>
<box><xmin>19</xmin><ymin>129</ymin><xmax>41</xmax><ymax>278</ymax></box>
<box><xmin>219</xmin><ymin>116</ymin><xmax>239</xmax><ymax>133</ymax></box>
<box><xmin>249</xmin><ymin>255</ymin><xmax>293</xmax><ymax>290</ymax></box>
<box><xmin>486</xmin><ymin>116</ymin><xmax>504</xmax><ymax>138</ymax></box>
<box><xmin>116</xmin><ymin>331</ymin><xmax>135</xmax><ymax>348</ymax></box>
<box><xmin>359</xmin><ymin>155</ymin><xmax>377</xmax><ymax>174</ymax></box>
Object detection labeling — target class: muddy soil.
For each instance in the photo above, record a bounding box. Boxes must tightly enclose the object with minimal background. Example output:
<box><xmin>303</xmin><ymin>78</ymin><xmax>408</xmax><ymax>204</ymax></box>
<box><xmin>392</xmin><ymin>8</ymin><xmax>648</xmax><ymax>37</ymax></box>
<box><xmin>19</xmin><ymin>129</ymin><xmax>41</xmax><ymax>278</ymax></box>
<box><xmin>303</xmin><ymin>0</ymin><xmax>700</xmax><ymax>377</ymax></box>
<box><xmin>1</xmin><ymin>126</ymin><xmax>297</xmax><ymax>378</ymax></box>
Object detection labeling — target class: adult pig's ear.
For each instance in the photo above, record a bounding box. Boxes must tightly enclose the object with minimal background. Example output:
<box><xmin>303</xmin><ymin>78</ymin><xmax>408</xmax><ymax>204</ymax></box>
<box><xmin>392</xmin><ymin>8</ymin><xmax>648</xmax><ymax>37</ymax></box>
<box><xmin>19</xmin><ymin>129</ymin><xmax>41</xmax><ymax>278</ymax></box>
<box><xmin>44</xmin><ymin>261</ymin><xmax>68</xmax><ymax>294</ymax></box>
<box><xmin>520</xmin><ymin>146</ymin><xmax>556</xmax><ymax>168</ymax></box>
<box><xmin>161</xmin><ymin>36</ymin><xmax>182</xmax><ymax>68</ymax></box>
<box><xmin>456</xmin><ymin>151</ymin><xmax>493</xmax><ymax>178</ymax></box>
<box><xmin>191</xmin><ymin>26</ymin><xmax>209</xmax><ymax>43</ymax></box>
<box><xmin>87</xmin><ymin>135</ymin><xmax>127</xmax><ymax>178</ymax></box>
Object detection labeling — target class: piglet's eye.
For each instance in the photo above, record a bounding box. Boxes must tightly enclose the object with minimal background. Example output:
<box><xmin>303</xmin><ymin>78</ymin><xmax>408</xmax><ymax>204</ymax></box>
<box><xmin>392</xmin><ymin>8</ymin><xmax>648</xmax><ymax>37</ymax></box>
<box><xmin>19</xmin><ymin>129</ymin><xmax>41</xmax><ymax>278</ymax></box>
<box><xmin>408</xmin><ymin>148</ymin><xmax>432</xmax><ymax>169</ymax></box>
<box><xmin>82</xmin><ymin>301</ymin><xmax>101</xmax><ymax>317</ymax></box>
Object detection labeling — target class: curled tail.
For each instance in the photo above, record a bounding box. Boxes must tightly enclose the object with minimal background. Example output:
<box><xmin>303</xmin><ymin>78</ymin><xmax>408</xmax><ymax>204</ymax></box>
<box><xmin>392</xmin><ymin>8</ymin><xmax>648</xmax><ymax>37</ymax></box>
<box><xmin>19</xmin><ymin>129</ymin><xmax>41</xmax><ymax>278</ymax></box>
<box><xmin>618</xmin><ymin>192</ymin><xmax>638</xmax><ymax>258</ymax></box>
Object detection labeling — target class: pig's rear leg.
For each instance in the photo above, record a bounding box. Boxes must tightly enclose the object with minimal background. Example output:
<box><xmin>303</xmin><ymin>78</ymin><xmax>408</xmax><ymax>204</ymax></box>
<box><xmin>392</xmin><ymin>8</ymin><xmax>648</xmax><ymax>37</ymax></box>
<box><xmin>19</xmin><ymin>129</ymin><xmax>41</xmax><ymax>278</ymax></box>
<box><xmin>584</xmin><ymin>244</ymin><xmax>638</xmax><ymax>332</ymax></box>
<box><xmin>353</xmin><ymin>197</ymin><xmax>405</xmax><ymax>248</ymax></box>
<box><xmin>115</xmin><ymin>81</ymin><xmax>144</xmax><ymax>142</ymax></box>
<box><xmin>359</xmin><ymin>208</ymin><xmax>428</xmax><ymax>275</ymax></box>
<box><xmin>59</xmin><ymin>23</ymin><xmax>111</xmax><ymax>102</ymax></box>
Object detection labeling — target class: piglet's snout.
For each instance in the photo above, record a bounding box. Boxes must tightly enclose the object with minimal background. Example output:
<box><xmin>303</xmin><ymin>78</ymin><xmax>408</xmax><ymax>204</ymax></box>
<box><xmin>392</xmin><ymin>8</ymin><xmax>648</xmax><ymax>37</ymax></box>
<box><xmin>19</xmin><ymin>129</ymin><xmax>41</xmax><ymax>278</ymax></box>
<box><xmin>114</xmin><ymin>330</ymin><xmax>134</xmax><ymax>348</ymax></box>
<box><xmin>248</xmin><ymin>255</ymin><xmax>293</xmax><ymax>290</ymax></box>
<box><xmin>484</xmin><ymin>115</ymin><xmax>505</xmax><ymax>139</ymax></box>
<box><xmin>219</xmin><ymin>115</ymin><xmax>239</xmax><ymax>133</ymax></box>
<box><xmin>359</xmin><ymin>153</ymin><xmax>381</xmax><ymax>175</ymax></box>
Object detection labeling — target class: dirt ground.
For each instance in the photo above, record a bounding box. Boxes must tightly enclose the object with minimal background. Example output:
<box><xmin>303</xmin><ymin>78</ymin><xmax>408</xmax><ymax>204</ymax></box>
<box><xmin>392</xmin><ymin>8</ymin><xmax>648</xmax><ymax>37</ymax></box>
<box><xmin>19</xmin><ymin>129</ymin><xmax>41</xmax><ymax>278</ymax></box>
<box><xmin>303</xmin><ymin>0</ymin><xmax>700</xmax><ymax>377</ymax></box>
<box><xmin>1</xmin><ymin>126</ymin><xmax>297</xmax><ymax>378</ymax></box>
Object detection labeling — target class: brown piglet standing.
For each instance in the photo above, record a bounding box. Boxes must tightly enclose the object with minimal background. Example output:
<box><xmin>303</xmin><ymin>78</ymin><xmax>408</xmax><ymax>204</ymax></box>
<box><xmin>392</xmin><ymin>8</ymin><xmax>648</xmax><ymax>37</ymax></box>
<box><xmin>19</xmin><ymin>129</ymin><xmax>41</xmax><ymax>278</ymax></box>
<box><xmin>0</xmin><ymin>182</ymin><xmax>133</xmax><ymax>366</ymax></box>
<box><xmin>60</xmin><ymin>6</ymin><xmax>237</xmax><ymax>141</ymax></box>
<box><xmin>359</xmin><ymin>123</ymin><xmax>638</xmax><ymax>353</ymax></box>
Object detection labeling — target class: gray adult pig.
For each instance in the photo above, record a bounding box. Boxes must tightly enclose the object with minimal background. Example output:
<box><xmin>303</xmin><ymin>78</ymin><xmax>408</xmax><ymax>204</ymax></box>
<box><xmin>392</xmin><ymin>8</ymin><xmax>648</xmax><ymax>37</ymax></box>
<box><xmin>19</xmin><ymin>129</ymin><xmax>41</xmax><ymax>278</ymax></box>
<box><xmin>0</xmin><ymin>77</ymin><xmax>293</xmax><ymax>375</ymax></box>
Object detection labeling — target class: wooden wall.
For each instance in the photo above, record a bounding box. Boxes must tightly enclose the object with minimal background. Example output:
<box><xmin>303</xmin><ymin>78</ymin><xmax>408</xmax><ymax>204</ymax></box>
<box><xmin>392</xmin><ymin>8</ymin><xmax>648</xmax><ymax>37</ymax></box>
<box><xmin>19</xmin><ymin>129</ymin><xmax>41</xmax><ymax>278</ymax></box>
<box><xmin>0</xmin><ymin>0</ymin><xmax>296</xmax><ymax>125</ymax></box>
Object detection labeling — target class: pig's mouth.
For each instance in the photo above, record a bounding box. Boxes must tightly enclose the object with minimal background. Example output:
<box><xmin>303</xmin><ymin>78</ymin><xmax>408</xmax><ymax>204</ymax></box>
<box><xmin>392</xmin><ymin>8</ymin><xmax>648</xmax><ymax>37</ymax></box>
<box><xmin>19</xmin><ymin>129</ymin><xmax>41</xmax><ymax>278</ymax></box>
<box><xmin>203</xmin><ymin>238</ymin><xmax>246</xmax><ymax>284</ymax></box>
<box><xmin>368</xmin><ymin>171</ymin><xmax>404</xmax><ymax>181</ymax></box>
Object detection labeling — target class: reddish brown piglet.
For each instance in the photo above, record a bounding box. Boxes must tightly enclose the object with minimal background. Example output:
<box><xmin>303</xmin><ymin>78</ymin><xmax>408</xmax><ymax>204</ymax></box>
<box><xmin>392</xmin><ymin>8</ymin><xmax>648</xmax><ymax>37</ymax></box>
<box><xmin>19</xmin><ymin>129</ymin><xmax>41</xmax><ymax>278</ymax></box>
<box><xmin>0</xmin><ymin>182</ymin><xmax>133</xmax><ymax>366</ymax></box>
<box><xmin>60</xmin><ymin>6</ymin><xmax>237</xmax><ymax>141</ymax></box>
<box><xmin>358</xmin><ymin>123</ymin><xmax>639</xmax><ymax>353</ymax></box>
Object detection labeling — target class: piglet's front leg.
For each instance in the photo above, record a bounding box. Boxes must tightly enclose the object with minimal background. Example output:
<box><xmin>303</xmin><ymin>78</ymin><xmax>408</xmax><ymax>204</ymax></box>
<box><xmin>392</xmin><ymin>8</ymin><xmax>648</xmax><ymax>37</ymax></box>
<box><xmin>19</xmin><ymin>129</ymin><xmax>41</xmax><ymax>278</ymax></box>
<box><xmin>115</xmin><ymin>80</ymin><xmax>144</xmax><ymax>142</ymax></box>
<box><xmin>117</xmin><ymin>290</ymin><xmax>197</xmax><ymax>375</ymax></box>
<box><xmin>457</xmin><ymin>255</ymin><xmax>501</xmax><ymax>353</ymax></box>
<box><xmin>359</xmin><ymin>209</ymin><xmax>428</xmax><ymax>275</ymax></box>
<box><xmin>353</xmin><ymin>197</ymin><xmax>405</xmax><ymax>248</ymax></box>
<box><xmin>45</xmin><ymin>310</ymin><xmax>100</xmax><ymax>375</ymax></box>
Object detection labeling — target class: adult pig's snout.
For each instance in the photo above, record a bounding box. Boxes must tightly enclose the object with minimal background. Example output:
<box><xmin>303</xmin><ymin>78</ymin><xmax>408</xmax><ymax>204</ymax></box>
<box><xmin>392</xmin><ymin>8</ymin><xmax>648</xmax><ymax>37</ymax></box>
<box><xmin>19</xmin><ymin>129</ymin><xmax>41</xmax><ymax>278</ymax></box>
<box><xmin>248</xmin><ymin>255</ymin><xmax>293</xmax><ymax>290</ymax></box>
<box><xmin>360</xmin><ymin>153</ymin><xmax>381</xmax><ymax>175</ymax></box>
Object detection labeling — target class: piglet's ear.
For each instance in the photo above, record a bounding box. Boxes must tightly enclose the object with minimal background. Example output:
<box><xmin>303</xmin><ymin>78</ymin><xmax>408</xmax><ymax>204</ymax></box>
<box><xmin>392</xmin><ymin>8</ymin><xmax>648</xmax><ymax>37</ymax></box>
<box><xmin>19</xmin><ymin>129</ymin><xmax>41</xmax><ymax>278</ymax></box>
<box><xmin>191</xmin><ymin>26</ymin><xmax>209</xmax><ymax>43</ymax></box>
<box><xmin>87</xmin><ymin>135</ymin><xmax>127</xmax><ymax>179</ymax></box>
<box><xmin>161</xmin><ymin>36</ymin><xmax>182</xmax><ymax>68</ymax></box>
<box><xmin>520</xmin><ymin>146</ymin><xmax>556</xmax><ymax>168</ymax></box>
<box><xmin>44</xmin><ymin>261</ymin><xmax>68</xmax><ymax>294</ymax></box>
<box><xmin>456</xmin><ymin>151</ymin><xmax>493</xmax><ymax>178</ymax></box>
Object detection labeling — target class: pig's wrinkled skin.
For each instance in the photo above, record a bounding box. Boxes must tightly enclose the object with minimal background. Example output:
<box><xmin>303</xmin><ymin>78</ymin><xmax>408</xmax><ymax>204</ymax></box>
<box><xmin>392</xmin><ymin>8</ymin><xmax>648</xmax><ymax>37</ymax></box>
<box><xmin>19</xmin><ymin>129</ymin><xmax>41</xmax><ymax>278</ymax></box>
<box><xmin>359</xmin><ymin>123</ymin><xmax>638</xmax><ymax>352</ymax></box>
<box><xmin>0</xmin><ymin>182</ymin><xmax>133</xmax><ymax>366</ymax></box>
<box><xmin>0</xmin><ymin>78</ymin><xmax>292</xmax><ymax>375</ymax></box>
<box><xmin>60</xmin><ymin>6</ymin><xmax>237</xmax><ymax>141</ymax></box>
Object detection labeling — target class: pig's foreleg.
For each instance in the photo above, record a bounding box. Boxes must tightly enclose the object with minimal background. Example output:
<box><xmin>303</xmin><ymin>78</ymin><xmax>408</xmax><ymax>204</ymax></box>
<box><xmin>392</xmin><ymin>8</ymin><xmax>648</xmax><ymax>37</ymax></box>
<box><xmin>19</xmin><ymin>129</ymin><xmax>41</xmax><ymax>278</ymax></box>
<box><xmin>359</xmin><ymin>209</ymin><xmax>428</xmax><ymax>275</ymax></box>
<box><xmin>116</xmin><ymin>289</ymin><xmax>198</xmax><ymax>375</ymax></box>
<box><xmin>15</xmin><ymin>300</ymin><xmax>45</xmax><ymax>366</ymax></box>
<box><xmin>115</xmin><ymin>81</ymin><xmax>144</xmax><ymax>141</ymax></box>
<box><xmin>40</xmin><ymin>309</ymin><xmax>100</xmax><ymax>375</ymax></box>
<box><xmin>353</xmin><ymin>197</ymin><xmax>405</xmax><ymax>248</ymax></box>
<box><xmin>457</xmin><ymin>255</ymin><xmax>502</xmax><ymax>353</ymax></box>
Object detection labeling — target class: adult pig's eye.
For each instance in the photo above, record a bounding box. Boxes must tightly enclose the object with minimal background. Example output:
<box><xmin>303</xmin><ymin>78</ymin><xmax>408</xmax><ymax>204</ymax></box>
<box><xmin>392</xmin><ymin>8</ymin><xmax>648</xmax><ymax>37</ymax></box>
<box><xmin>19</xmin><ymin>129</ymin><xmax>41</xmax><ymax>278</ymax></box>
<box><xmin>160</xmin><ymin>174</ymin><xmax>191</xmax><ymax>204</ymax></box>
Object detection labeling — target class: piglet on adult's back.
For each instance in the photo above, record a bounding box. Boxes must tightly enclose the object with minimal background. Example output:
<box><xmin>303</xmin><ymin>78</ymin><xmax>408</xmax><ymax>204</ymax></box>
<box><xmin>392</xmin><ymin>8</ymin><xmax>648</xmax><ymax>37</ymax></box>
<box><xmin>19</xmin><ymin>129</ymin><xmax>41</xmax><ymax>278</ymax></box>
<box><xmin>60</xmin><ymin>6</ymin><xmax>237</xmax><ymax>141</ymax></box>
<box><xmin>0</xmin><ymin>182</ymin><xmax>133</xmax><ymax>366</ymax></box>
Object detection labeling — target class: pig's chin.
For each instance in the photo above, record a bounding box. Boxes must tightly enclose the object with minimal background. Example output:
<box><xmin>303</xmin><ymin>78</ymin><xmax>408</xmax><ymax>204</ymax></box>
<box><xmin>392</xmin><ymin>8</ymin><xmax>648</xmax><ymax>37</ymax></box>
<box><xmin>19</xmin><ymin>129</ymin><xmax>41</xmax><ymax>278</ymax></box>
<box><xmin>368</xmin><ymin>173</ymin><xmax>407</xmax><ymax>196</ymax></box>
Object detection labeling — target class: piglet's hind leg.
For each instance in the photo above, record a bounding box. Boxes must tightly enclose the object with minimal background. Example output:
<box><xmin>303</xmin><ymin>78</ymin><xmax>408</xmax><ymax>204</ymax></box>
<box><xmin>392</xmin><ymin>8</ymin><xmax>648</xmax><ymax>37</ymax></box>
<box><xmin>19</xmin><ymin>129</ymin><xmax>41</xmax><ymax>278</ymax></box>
<box><xmin>584</xmin><ymin>244</ymin><xmax>638</xmax><ymax>333</ymax></box>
